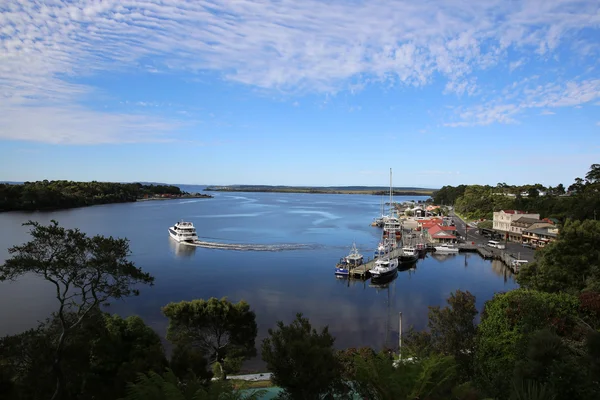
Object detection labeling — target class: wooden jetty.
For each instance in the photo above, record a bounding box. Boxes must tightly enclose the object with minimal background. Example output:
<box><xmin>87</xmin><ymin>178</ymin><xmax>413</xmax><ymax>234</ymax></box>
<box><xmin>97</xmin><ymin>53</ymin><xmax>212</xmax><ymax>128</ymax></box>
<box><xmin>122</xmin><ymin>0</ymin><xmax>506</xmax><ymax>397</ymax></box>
<box><xmin>349</xmin><ymin>248</ymin><xmax>404</xmax><ymax>279</ymax></box>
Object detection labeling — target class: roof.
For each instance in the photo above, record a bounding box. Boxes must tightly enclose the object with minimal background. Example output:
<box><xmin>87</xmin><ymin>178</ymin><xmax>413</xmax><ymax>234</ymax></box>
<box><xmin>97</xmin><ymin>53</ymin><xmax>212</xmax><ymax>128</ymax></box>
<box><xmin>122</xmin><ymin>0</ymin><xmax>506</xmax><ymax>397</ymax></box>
<box><xmin>427</xmin><ymin>224</ymin><xmax>457</xmax><ymax>236</ymax></box>
<box><xmin>500</xmin><ymin>210</ymin><xmax>527</xmax><ymax>214</ymax></box>
<box><xmin>512</xmin><ymin>217</ymin><xmax>543</xmax><ymax>227</ymax></box>
<box><xmin>523</xmin><ymin>227</ymin><xmax>559</xmax><ymax>237</ymax></box>
<box><xmin>431</xmin><ymin>231</ymin><xmax>457</xmax><ymax>239</ymax></box>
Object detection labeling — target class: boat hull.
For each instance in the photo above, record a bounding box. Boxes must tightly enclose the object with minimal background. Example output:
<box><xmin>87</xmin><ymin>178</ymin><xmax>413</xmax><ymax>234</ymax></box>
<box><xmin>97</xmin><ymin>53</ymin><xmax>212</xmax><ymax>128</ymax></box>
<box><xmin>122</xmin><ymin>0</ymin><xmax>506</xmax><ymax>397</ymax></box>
<box><xmin>168</xmin><ymin>229</ymin><xmax>198</xmax><ymax>243</ymax></box>
<box><xmin>399</xmin><ymin>255</ymin><xmax>418</xmax><ymax>264</ymax></box>
<box><xmin>434</xmin><ymin>246</ymin><xmax>459</xmax><ymax>253</ymax></box>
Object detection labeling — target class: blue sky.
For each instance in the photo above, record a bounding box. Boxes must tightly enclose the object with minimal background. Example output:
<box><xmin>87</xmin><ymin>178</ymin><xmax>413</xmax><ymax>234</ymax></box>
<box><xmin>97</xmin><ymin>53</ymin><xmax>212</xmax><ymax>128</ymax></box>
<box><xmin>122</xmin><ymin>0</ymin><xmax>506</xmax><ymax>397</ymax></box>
<box><xmin>0</xmin><ymin>0</ymin><xmax>599</xmax><ymax>188</ymax></box>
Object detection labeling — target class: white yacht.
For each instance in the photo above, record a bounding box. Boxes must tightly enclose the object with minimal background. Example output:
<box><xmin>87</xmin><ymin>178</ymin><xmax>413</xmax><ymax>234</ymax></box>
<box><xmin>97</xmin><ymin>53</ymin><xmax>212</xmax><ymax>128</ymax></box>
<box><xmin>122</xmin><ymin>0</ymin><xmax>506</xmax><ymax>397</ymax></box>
<box><xmin>434</xmin><ymin>243</ymin><xmax>459</xmax><ymax>253</ymax></box>
<box><xmin>168</xmin><ymin>221</ymin><xmax>198</xmax><ymax>243</ymax></box>
<box><xmin>369</xmin><ymin>256</ymin><xmax>399</xmax><ymax>280</ymax></box>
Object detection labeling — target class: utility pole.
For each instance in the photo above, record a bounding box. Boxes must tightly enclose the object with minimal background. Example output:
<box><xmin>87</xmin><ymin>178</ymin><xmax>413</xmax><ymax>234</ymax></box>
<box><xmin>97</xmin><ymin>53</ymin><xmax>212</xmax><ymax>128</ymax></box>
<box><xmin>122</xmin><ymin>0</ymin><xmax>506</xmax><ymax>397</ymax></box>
<box><xmin>398</xmin><ymin>312</ymin><xmax>403</xmax><ymax>360</ymax></box>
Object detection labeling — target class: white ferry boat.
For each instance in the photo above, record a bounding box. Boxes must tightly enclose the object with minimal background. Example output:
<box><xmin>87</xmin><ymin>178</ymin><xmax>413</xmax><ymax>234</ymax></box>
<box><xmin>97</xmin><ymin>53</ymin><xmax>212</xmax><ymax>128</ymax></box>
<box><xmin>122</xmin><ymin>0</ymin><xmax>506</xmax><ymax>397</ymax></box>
<box><xmin>434</xmin><ymin>243</ymin><xmax>459</xmax><ymax>253</ymax></box>
<box><xmin>168</xmin><ymin>221</ymin><xmax>198</xmax><ymax>243</ymax></box>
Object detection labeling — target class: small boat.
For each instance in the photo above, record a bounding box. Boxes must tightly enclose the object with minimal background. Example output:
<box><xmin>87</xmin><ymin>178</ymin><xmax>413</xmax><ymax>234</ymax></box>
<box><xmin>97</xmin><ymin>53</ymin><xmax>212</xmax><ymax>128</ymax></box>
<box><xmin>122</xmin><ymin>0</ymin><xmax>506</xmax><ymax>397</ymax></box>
<box><xmin>335</xmin><ymin>243</ymin><xmax>363</xmax><ymax>276</ymax></box>
<box><xmin>374</xmin><ymin>237</ymin><xmax>397</xmax><ymax>259</ymax></box>
<box><xmin>434</xmin><ymin>243</ymin><xmax>459</xmax><ymax>253</ymax></box>
<box><xmin>399</xmin><ymin>245</ymin><xmax>419</xmax><ymax>264</ymax></box>
<box><xmin>369</xmin><ymin>256</ymin><xmax>398</xmax><ymax>281</ymax></box>
<box><xmin>168</xmin><ymin>221</ymin><xmax>198</xmax><ymax>243</ymax></box>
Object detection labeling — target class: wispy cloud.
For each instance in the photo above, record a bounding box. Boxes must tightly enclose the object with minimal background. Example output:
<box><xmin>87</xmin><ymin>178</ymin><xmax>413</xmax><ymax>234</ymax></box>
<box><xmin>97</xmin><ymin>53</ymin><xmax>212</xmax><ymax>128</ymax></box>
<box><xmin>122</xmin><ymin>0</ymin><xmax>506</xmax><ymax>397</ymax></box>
<box><xmin>1</xmin><ymin>0</ymin><xmax>600</xmax><ymax>142</ymax></box>
<box><xmin>445</xmin><ymin>79</ymin><xmax>600</xmax><ymax>127</ymax></box>
<box><xmin>540</xmin><ymin>110</ymin><xmax>555</xmax><ymax>115</ymax></box>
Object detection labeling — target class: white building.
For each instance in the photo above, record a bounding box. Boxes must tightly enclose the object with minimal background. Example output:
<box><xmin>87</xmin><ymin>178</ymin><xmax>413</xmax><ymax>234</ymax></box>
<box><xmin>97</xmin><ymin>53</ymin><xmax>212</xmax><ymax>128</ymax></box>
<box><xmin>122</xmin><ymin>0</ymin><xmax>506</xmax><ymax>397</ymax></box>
<box><xmin>493</xmin><ymin>210</ymin><xmax>540</xmax><ymax>233</ymax></box>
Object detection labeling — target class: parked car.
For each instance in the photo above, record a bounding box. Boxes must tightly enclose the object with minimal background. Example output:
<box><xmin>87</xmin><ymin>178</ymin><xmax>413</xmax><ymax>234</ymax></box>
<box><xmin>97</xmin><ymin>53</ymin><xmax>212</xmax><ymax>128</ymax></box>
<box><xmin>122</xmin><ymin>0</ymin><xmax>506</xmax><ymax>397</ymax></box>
<box><xmin>522</xmin><ymin>243</ymin><xmax>536</xmax><ymax>249</ymax></box>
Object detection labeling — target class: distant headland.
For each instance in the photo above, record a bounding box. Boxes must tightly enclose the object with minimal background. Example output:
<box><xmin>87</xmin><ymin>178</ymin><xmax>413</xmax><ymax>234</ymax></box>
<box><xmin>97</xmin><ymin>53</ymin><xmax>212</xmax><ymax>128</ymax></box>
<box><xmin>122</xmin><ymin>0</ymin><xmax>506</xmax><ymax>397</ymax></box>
<box><xmin>0</xmin><ymin>180</ymin><xmax>212</xmax><ymax>212</ymax></box>
<box><xmin>204</xmin><ymin>185</ymin><xmax>435</xmax><ymax>196</ymax></box>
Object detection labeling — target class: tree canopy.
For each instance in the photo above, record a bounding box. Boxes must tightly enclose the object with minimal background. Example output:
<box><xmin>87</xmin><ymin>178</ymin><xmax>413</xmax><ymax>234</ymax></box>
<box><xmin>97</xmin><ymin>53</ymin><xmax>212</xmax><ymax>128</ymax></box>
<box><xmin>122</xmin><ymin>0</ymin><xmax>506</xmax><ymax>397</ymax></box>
<box><xmin>0</xmin><ymin>220</ymin><xmax>154</xmax><ymax>400</ymax></box>
<box><xmin>162</xmin><ymin>297</ymin><xmax>257</xmax><ymax>379</ymax></box>
<box><xmin>261</xmin><ymin>313</ymin><xmax>343</xmax><ymax>400</ymax></box>
<box><xmin>0</xmin><ymin>180</ymin><xmax>188</xmax><ymax>212</ymax></box>
<box><xmin>517</xmin><ymin>219</ymin><xmax>600</xmax><ymax>294</ymax></box>
<box><xmin>432</xmin><ymin>164</ymin><xmax>600</xmax><ymax>221</ymax></box>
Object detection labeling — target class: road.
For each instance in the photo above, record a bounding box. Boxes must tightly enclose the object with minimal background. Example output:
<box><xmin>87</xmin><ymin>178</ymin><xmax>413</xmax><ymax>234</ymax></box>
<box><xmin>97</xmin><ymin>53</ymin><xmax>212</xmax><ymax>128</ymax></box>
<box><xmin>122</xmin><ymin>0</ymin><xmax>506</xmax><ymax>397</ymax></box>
<box><xmin>449</xmin><ymin>210</ymin><xmax>536</xmax><ymax>262</ymax></box>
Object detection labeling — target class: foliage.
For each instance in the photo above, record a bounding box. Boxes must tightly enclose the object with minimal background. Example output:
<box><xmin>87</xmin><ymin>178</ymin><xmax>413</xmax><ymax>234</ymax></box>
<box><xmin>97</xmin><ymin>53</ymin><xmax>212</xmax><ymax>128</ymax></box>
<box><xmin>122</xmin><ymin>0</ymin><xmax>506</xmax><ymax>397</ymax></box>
<box><xmin>434</xmin><ymin>164</ymin><xmax>600</xmax><ymax>221</ymax></box>
<box><xmin>0</xmin><ymin>220</ymin><xmax>154</xmax><ymax>400</ymax></box>
<box><xmin>0</xmin><ymin>180</ymin><xmax>187</xmax><ymax>212</ymax></box>
<box><xmin>0</xmin><ymin>308</ymin><xmax>167</xmax><ymax>400</ymax></box>
<box><xmin>517</xmin><ymin>219</ymin><xmax>600</xmax><ymax>294</ymax></box>
<box><xmin>261</xmin><ymin>313</ymin><xmax>343</xmax><ymax>400</ymax></box>
<box><xmin>474</xmin><ymin>289</ymin><xmax>581</xmax><ymax>399</ymax></box>
<box><xmin>170</xmin><ymin>344</ymin><xmax>213</xmax><ymax>383</ymax></box>
<box><xmin>162</xmin><ymin>297</ymin><xmax>257</xmax><ymax>379</ymax></box>
<box><xmin>120</xmin><ymin>368</ymin><xmax>265</xmax><ymax>400</ymax></box>
<box><xmin>403</xmin><ymin>290</ymin><xmax>477</xmax><ymax>380</ymax></box>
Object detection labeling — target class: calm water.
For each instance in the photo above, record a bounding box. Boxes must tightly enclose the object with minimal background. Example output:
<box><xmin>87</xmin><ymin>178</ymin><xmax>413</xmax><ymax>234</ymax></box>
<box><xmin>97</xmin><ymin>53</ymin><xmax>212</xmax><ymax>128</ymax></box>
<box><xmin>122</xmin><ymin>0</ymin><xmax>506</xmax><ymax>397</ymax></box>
<box><xmin>0</xmin><ymin>189</ymin><xmax>517</xmax><ymax>367</ymax></box>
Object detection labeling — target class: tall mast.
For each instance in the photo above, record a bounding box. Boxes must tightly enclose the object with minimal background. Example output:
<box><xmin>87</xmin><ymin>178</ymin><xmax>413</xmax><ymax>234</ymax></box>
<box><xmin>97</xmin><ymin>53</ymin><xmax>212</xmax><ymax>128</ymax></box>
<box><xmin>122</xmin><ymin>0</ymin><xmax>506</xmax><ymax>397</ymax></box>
<box><xmin>389</xmin><ymin>168</ymin><xmax>392</xmax><ymax>215</ymax></box>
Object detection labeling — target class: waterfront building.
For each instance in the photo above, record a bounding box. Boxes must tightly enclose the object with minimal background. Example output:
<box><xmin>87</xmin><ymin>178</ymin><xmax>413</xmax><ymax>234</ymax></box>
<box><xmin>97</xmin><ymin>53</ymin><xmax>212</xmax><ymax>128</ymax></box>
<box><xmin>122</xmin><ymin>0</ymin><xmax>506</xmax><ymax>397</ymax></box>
<box><xmin>493</xmin><ymin>210</ymin><xmax>540</xmax><ymax>237</ymax></box>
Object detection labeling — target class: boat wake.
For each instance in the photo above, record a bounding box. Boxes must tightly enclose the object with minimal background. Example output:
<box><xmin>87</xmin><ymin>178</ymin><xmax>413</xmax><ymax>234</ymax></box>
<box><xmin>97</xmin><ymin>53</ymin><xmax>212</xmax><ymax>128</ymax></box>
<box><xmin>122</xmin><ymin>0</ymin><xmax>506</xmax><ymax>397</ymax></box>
<box><xmin>181</xmin><ymin>240</ymin><xmax>319</xmax><ymax>252</ymax></box>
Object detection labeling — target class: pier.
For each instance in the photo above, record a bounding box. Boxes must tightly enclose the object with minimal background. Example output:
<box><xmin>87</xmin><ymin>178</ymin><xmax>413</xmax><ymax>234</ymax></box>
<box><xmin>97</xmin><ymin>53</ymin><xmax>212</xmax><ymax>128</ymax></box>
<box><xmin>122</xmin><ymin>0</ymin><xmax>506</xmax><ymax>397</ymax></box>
<box><xmin>348</xmin><ymin>248</ymin><xmax>405</xmax><ymax>279</ymax></box>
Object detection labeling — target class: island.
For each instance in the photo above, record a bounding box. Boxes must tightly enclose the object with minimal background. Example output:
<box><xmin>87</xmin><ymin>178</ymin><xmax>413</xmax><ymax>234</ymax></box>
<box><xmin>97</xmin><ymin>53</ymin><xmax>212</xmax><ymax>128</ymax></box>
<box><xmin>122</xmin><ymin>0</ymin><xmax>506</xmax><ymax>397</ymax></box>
<box><xmin>204</xmin><ymin>185</ymin><xmax>435</xmax><ymax>196</ymax></box>
<box><xmin>0</xmin><ymin>180</ymin><xmax>213</xmax><ymax>212</ymax></box>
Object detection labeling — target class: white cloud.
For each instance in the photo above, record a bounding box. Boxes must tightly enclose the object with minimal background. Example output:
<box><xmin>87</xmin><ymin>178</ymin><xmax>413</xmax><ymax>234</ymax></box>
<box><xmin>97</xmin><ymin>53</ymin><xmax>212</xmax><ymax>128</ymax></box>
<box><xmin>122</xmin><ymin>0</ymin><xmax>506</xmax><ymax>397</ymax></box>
<box><xmin>509</xmin><ymin>59</ymin><xmax>525</xmax><ymax>72</ymax></box>
<box><xmin>445</xmin><ymin>79</ymin><xmax>600</xmax><ymax>126</ymax></box>
<box><xmin>1</xmin><ymin>0</ymin><xmax>600</xmax><ymax>142</ymax></box>
<box><xmin>597</xmin><ymin>121</ymin><xmax>600</xmax><ymax>126</ymax></box>
<box><xmin>540</xmin><ymin>110</ymin><xmax>555</xmax><ymax>115</ymax></box>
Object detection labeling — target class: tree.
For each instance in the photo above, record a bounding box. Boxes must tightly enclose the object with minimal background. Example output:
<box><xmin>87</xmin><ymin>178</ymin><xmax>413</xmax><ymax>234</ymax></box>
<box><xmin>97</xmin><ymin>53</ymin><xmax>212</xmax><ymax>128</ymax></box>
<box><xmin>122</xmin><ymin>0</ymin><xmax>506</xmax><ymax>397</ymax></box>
<box><xmin>261</xmin><ymin>313</ymin><xmax>343</xmax><ymax>400</ymax></box>
<box><xmin>405</xmin><ymin>290</ymin><xmax>477</xmax><ymax>380</ymax></box>
<box><xmin>162</xmin><ymin>297</ymin><xmax>257</xmax><ymax>379</ymax></box>
<box><xmin>527</xmin><ymin>187</ymin><xmax>539</xmax><ymax>198</ymax></box>
<box><xmin>0</xmin><ymin>308</ymin><xmax>167</xmax><ymax>400</ymax></box>
<box><xmin>517</xmin><ymin>219</ymin><xmax>600</xmax><ymax>294</ymax></box>
<box><xmin>120</xmin><ymin>368</ymin><xmax>265</xmax><ymax>400</ymax></box>
<box><xmin>585</xmin><ymin>164</ymin><xmax>600</xmax><ymax>184</ymax></box>
<box><xmin>0</xmin><ymin>220</ymin><xmax>154</xmax><ymax>400</ymax></box>
<box><xmin>555</xmin><ymin>183</ymin><xmax>566</xmax><ymax>195</ymax></box>
<box><xmin>474</xmin><ymin>289</ymin><xmax>581</xmax><ymax>399</ymax></box>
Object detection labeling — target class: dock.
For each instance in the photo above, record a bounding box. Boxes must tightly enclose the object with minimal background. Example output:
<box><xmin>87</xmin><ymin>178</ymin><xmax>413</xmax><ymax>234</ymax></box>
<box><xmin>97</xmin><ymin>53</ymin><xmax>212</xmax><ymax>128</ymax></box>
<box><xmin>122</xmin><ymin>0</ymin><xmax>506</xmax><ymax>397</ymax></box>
<box><xmin>348</xmin><ymin>248</ymin><xmax>405</xmax><ymax>279</ymax></box>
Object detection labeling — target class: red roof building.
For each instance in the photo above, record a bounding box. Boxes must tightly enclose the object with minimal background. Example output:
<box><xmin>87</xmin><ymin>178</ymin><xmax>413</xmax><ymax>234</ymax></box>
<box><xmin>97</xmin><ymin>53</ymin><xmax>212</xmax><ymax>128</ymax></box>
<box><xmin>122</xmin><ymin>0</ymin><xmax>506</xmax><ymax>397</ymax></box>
<box><xmin>426</xmin><ymin>224</ymin><xmax>457</xmax><ymax>243</ymax></box>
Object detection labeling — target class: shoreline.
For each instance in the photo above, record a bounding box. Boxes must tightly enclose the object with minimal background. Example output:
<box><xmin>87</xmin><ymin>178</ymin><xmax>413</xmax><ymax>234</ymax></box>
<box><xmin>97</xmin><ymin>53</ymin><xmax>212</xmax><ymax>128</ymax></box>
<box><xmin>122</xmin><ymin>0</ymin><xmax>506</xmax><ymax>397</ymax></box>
<box><xmin>136</xmin><ymin>194</ymin><xmax>213</xmax><ymax>202</ymax></box>
<box><xmin>204</xmin><ymin>188</ymin><xmax>434</xmax><ymax>196</ymax></box>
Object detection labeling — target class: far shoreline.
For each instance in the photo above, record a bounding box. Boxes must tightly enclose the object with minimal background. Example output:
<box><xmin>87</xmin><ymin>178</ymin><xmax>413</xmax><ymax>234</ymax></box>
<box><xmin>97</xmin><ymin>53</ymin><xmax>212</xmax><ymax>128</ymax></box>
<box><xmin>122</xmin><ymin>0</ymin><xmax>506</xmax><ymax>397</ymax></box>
<box><xmin>204</xmin><ymin>186</ymin><xmax>435</xmax><ymax>196</ymax></box>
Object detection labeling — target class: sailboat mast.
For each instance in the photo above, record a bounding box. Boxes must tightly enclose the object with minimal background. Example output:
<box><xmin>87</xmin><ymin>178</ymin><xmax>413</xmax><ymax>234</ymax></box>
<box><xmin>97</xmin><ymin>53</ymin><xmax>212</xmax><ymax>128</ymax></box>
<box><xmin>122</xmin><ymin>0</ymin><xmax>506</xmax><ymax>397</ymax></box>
<box><xmin>389</xmin><ymin>168</ymin><xmax>393</xmax><ymax>215</ymax></box>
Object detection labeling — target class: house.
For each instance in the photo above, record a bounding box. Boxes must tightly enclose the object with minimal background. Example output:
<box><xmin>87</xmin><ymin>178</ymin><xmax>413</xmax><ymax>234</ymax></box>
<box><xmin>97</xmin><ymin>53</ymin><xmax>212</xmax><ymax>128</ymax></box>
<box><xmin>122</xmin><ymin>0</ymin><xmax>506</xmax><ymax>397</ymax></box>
<box><xmin>493</xmin><ymin>210</ymin><xmax>540</xmax><ymax>235</ymax></box>
<box><xmin>522</xmin><ymin>226</ymin><xmax>559</xmax><ymax>247</ymax></box>
<box><xmin>508</xmin><ymin>217</ymin><xmax>553</xmax><ymax>242</ymax></box>
<box><xmin>417</xmin><ymin>218</ymin><xmax>443</xmax><ymax>231</ymax></box>
<box><xmin>426</xmin><ymin>224</ymin><xmax>457</xmax><ymax>243</ymax></box>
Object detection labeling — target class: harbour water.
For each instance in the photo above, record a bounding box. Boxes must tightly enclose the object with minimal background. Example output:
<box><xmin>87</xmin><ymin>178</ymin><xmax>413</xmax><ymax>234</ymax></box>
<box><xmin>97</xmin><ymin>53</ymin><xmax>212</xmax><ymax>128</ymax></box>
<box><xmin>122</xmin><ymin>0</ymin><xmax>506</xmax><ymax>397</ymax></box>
<box><xmin>0</xmin><ymin>188</ymin><xmax>517</xmax><ymax>367</ymax></box>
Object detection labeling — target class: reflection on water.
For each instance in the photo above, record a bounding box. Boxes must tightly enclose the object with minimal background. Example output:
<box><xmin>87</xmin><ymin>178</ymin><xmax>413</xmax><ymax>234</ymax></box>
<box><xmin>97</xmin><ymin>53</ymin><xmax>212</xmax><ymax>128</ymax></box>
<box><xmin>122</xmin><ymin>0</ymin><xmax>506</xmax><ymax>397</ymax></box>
<box><xmin>0</xmin><ymin>190</ymin><xmax>519</xmax><ymax>366</ymax></box>
<box><xmin>169</xmin><ymin>239</ymin><xmax>196</xmax><ymax>258</ymax></box>
<box><xmin>491</xmin><ymin>259</ymin><xmax>514</xmax><ymax>282</ymax></box>
<box><xmin>429</xmin><ymin>252</ymin><xmax>459</xmax><ymax>262</ymax></box>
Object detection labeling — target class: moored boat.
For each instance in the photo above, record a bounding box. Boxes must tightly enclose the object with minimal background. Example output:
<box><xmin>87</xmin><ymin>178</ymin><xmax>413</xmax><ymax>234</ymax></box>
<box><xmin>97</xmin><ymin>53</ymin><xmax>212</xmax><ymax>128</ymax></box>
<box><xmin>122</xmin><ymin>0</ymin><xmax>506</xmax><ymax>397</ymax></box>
<box><xmin>399</xmin><ymin>245</ymin><xmax>419</xmax><ymax>264</ymax></box>
<box><xmin>335</xmin><ymin>243</ymin><xmax>364</xmax><ymax>276</ymax></box>
<box><xmin>434</xmin><ymin>243</ymin><xmax>459</xmax><ymax>253</ymax></box>
<box><xmin>369</xmin><ymin>256</ymin><xmax>398</xmax><ymax>281</ymax></box>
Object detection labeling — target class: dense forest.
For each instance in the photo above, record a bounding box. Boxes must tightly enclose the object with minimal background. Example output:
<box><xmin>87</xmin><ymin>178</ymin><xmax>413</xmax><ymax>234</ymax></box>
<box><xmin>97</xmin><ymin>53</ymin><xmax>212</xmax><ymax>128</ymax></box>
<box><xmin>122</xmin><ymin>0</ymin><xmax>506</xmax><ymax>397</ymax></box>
<box><xmin>0</xmin><ymin>180</ymin><xmax>193</xmax><ymax>212</ymax></box>
<box><xmin>432</xmin><ymin>164</ymin><xmax>600</xmax><ymax>221</ymax></box>
<box><xmin>1</xmin><ymin>219</ymin><xmax>599</xmax><ymax>399</ymax></box>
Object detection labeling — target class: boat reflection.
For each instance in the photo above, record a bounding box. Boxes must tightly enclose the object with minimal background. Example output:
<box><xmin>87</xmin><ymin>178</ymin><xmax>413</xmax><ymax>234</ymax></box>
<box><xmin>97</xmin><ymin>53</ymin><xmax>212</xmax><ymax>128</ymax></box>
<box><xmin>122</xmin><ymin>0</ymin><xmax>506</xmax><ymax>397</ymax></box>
<box><xmin>429</xmin><ymin>252</ymin><xmax>458</xmax><ymax>262</ymax></box>
<box><xmin>369</xmin><ymin>270</ymin><xmax>398</xmax><ymax>288</ymax></box>
<box><xmin>169</xmin><ymin>239</ymin><xmax>196</xmax><ymax>258</ymax></box>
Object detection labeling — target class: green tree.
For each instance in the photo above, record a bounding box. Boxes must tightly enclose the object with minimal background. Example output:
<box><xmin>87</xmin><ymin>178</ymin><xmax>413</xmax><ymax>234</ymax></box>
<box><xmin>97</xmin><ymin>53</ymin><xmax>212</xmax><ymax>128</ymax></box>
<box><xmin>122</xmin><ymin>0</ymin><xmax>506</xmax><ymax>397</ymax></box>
<box><xmin>120</xmin><ymin>368</ymin><xmax>265</xmax><ymax>400</ymax></box>
<box><xmin>261</xmin><ymin>313</ymin><xmax>343</xmax><ymax>400</ymax></box>
<box><xmin>585</xmin><ymin>164</ymin><xmax>600</xmax><ymax>184</ymax></box>
<box><xmin>0</xmin><ymin>309</ymin><xmax>167</xmax><ymax>400</ymax></box>
<box><xmin>403</xmin><ymin>290</ymin><xmax>477</xmax><ymax>380</ymax></box>
<box><xmin>517</xmin><ymin>219</ymin><xmax>600</xmax><ymax>294</ymax></box>
<box><xmin>474</xmin><ymin>289</ymin><xmax>581</xmax><ymax>399</ymax></box>
<box><xmin>162</xmin><ymin>298</ymin><xmax>257</xmax><ymax>380</ymax></box>
<box><xmin>0</xmin><ymin>220</ymin><xmax>154</xmax><ymax>400</ymax></box>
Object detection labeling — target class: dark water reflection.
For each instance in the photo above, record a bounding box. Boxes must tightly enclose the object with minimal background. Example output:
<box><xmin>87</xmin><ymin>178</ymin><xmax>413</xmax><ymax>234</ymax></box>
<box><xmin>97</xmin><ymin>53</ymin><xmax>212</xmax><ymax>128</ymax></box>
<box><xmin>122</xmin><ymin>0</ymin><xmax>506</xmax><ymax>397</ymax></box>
<box><xmin>0</xmin><ymin>190</ymin><xmax>517</xmax><ymax>368</ymax></box>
